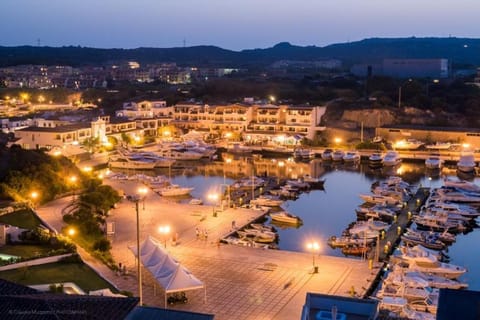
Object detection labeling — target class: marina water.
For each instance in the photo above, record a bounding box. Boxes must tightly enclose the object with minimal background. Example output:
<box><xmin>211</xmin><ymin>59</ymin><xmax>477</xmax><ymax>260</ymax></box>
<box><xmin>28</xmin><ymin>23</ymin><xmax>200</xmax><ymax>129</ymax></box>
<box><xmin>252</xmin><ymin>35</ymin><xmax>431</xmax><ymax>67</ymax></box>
<box><xmin>168</xmin><ymin>160</ymin><xmax>480</xmax><ymax>291</ymax></box>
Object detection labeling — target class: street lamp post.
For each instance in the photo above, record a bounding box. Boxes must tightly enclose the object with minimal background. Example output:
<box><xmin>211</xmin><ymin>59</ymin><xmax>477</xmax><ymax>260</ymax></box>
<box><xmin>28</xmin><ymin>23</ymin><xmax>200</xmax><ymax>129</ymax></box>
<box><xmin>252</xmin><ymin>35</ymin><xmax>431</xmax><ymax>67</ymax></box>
<box><xmin>126</xmin><ymin>195</ymin><xmax>143</xmax><ymax>305</ymax></box>
<box><xmin>306</xmin><ymin>241</ymin><xmax>320</xmax><ymax>274</ymax></box>
<box><xmin>137</xmin><ymin>187</ymin><xmax>148</xmax><ymax>210</ymax></box>
<box><xmin>30</xmin><ymin>191</ymin><xmax>39</xmax><ymax>209</ymax></box>
<box><xmin>158</xmin><ymin>225</ymin><xmax>171</xmax><ymax>248</ymax></box>
<box><xmin>208</xmin><ymin>193</ymin><xmax>219</xmax><ymax>217</ymax></box>
<box><xmin>134</xmin><ymin>198</ymin><xmax>142</xmax><ymax>305</ymax></box>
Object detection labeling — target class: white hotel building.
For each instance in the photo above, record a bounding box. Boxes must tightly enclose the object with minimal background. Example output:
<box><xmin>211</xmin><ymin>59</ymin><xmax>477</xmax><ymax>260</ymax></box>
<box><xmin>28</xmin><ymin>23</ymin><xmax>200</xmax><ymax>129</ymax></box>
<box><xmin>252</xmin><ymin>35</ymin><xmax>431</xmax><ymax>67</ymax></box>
<box><xmin>13</xmin><ymin>100</ymin><xmax>326</xmax><ymax>150</ymax></box>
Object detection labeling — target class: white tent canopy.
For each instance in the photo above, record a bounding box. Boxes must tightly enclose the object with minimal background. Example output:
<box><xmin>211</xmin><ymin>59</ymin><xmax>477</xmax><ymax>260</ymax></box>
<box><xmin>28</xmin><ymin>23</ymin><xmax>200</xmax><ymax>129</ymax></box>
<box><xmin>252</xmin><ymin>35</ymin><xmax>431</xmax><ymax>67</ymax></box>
<box><xmin>130</xmin><ymin>236</ymin><xmax>206</xmax><ymax>305</ymax></box>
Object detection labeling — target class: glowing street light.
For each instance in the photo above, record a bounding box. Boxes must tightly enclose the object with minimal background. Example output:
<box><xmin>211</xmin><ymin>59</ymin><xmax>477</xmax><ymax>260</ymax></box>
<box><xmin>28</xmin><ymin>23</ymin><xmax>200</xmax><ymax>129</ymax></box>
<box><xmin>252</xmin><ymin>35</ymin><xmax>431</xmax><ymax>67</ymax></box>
<box><xmin>158</xmin><ymin>225</ymin><xmax>171</xmax><ymax>248</ymax></box>
<box><xmin>208</xmin><ymin>192</ymin><xmax>219</xmax><ymax>217</ymax></box>
<box><xmin>67</xmin><ymin>227</ymin><xmax>76</xmax><ymax>237</ymax></box>
<box><xmin>137</xmin><ymin>186</ymin><xmax>148</xmax><ymax>210</ymax></box>
<box><xmin>334</xmin><ymin>137</ymin><xmax>342</xmax><ymax>145</ymax></box>
<box><xmin>69</xmin><ymin>175</ymin><xmax>78</xmax><ymax>199</ymax></box>
<box><xmin>306</xmin><ymin>241</ymin><xmax>320</xmax><ymax>274</ymax></box>
<box><xmin>30</xmin><ymin>191</ymin><xmax>39</xmax><ymax>209</ymax></box>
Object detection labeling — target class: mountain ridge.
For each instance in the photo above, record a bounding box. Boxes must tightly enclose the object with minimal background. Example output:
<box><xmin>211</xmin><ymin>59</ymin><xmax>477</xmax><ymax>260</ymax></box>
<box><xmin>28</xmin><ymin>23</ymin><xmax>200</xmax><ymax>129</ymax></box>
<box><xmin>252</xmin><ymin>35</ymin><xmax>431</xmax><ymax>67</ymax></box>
<box><xmin>0</xmin><ymin>37</ymin><xmax>479</xmax><ymax>68</ymax></box>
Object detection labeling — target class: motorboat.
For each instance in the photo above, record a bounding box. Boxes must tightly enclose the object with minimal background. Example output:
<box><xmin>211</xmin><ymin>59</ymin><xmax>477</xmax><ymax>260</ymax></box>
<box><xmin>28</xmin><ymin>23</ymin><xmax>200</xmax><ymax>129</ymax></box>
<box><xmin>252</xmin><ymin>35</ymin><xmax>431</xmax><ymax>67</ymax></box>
<box><xmin>327</xmin><ymin>235</ymin><xmax>374</xmax><ymax>248</ymax></box>
<box><xmin>189</xmin><ymin>198</ymin><xmax>203</xmax><ymax>205</ymax></box>
<box><xmin>425</xmin><ymin>142</ymin><xmax>452</xmax><ymax>150</ymax></box>
<box><xmin>405</xmin><ymin>227</ymin><xmax>456</xmax><ymax>244</ymax></box>
<box><xmin>382</xmin><ymin>151</ymin><xmax>402</xmax><ymax>167</ymax></box>
<box><xmin>400</xmin><ymin>271</ymin><xmax>468</xmax><ymax>290</ymax></box>
<box><xmin>250</xmin><ymin>223</ymin><xmax>276</xmax><ymax>233</ymax></box>
<box><xmin>341</xmin><ymin>245</ymin><xmax>369</xmax><ymax>256</ymax></box>
<box><xmin>433</xmin><ymin>187</ymin><xmax>480</xmax><ymax>203</ymax></box>
<box><xmin>157</xmin><ymin>184</ymin><xmax>194</xmax><ymax>196</ymax></box>
<box><xmin>359</xmin><ymin>193</ymin><xmax>399</xmax><ymax>205</ymax></box>
<box><xmin>236</xmin><ymin>228</ymin><xmax>277</xmax><ymax>243</ymax></box>
<box><xmin>406</xmin><ymin>260</ymin><xmax>467</xmax><ymax>279</ymax></box>
<box><xmin>232</xmin><ymin>176</ymin><xmax>266</xmax><ymax>190</ymax></box>
<box><xmin>393</xmin><ymin>139</ymin><xmax>424</xmax><ymax>150</ymax></box>
<box><xmin>443</xmin><ymin>177</ymin><xmax>480</xmax><ymax>193</ymax></box>
<box><xmin>285</xmin><ymin>179</ymin><xmax>310</xmax><ymax>190</ymax></box>
<box><xmin>250</xmin><ymin>195</ymin><xmax>283</xmax><ymax>207</ymax></box>
<box><xmin>343</xmin><ymin>151</ymin><xmax>360</xmax><ymax>163</ymax></box>
<box><xmin>293</xmin><ymin>148</ymin><xmax>315</xmax><ymax>160</ymax></box>
<box><xmin>368</xmin><ymin>153</ymin><xmax>384</xmax><ymax>168</ymax></box>
<box><xmin>391</xmin><ymin>245</ymin><xmax>441</xmax><ymax>265</ymax></box>
<box><xmin>227</xmin><ymin>142</ymin><xmax>253</xmax><ymax>154</ymax></box>
<box><xmin>331</xmin><ymin>150</ymin><xmax>345</xmax><ymax>162</ymax></box>
<box><xmin>270</xmin><ymin>211</ymin><xmax>302</xmax><ymax>225</ymax></box>
<box><xmin>302</xmin><ymin>175</ymin><xmax>325</xmax><ymax>189</ymax></box>
<box><xmin>425</xmin><ymin>201</ymin><xmax>480</xmax><ymax>219</ymax></box>
<box><xmin>425</xmin><ymin>155</ymin><xmax>443</xmax><ymax>170</ymax></box>
<box><xmin>401</xmin><ymin>231</ymin><xmax>446</xmax><ymax>250</ymax></box>
<box><xmin>457</xmin><ymin>152</ymin><xmax>476</xmax><ymax>174</ymax></box>
<box><xmin>378</xmin><ymin>281</ymin><xmax>439</xmax><ymax>303</ymax></box>
<box><xmin>355</xmin><ymin>203</ymin><xmax>397</xmax><ymax>222</ymax></box>
<box><xmin>321</xmin><ymin>148</ymin><xmax>333</xmax><ymax>161</ymax></box>
<box><xmin>413</xmin><ymin>214</ymin><xmax>466</xmax><ymax>233</ymax></box>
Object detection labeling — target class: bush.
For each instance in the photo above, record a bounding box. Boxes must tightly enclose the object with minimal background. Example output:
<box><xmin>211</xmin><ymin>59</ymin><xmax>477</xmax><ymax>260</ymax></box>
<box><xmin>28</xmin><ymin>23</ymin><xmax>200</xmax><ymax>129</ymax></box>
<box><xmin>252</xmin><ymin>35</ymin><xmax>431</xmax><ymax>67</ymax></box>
<box><xmin>93</xmin><ymin>238</ymin><xmax>111</xmax><ymax>252</ymax></box>
<box><xmin>58</xmin><ymin>253</ymin><xmax>83</xmax><ymax>264</ymax></box>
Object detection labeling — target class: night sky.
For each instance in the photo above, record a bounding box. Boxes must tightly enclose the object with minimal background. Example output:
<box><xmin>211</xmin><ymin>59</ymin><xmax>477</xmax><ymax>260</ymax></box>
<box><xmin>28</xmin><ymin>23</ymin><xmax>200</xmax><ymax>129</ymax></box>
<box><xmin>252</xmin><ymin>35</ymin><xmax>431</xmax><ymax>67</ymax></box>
<box><xmin>1</xmin><ymin>0</ymin><xmax>478</xmax><ymax>50</ymax></box>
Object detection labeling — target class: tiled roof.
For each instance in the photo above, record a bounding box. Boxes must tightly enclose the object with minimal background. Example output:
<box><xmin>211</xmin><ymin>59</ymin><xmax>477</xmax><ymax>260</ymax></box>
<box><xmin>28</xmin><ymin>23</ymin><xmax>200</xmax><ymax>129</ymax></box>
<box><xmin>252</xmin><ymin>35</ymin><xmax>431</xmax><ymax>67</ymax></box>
<box><xmin>0</xmin><ymin>278</ymin><xmax>40</xmax><ymax>295</ymax></box>
<box><xmin>0</xmin><ymin>279</ymin><xmax>139</xmax><ymax>320</ymax></box>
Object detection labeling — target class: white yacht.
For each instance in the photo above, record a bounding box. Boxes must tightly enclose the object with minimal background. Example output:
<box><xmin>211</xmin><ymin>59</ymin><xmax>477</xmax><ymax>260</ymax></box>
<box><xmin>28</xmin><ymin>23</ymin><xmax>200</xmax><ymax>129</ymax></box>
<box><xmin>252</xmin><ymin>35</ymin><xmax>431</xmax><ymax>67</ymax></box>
<box><xmin>293</xmin><ymin>148</ymin><xmax>315</xmax><ymax>160</ymax></box>
<box><xmin>425</xmin><ymin>155</ymin><xmax>443</xmax><ymax>170</ymax></box>
<box><xmin>331</xmin><ymin>150</ymin><xmax>345</xmax><ymax>162</ymax></box>
<box><xmin>270</xmin><ymin>211</ymin><xmax>302</xmax><ymax>225</ymax></box>
<box><xmin>157</xmin><ymin>184</ymin><xmax>194</xmax><ymax>196</ymax></box>
<box><xmin>250</xmin><ymin>195</ymin><xmax>283</xmax><ymax>207</ymax></box>
<box><xmin>457</xmin><ymin>152</ymin><xmax>476</xmax><ymax>174</ymax></box>
<box><xmin>443</xmin><ymin>177</ymin><xmax>480</xmax><ymax>192</ymax></box>
<box><xmin>407</xmin><ymin>260</ymin><xmax>467</xmax><ymax>279</ymax></box>
<box><xmin>321</xmin><ymin>149</ymin><xmax>333</xmax><ymax>161</ymax></box>
<box><xmin>343</xmin><ymin>151</ymin><xmax>360</xmax><ymax>163</ymax></box>
<box><xmin>368</xmin><ymin>153</ymin><xmax>384</xmax><ymax>168</ymax></box>
<box><xmin>393</xmin><ymin>139</ymin><xmax>424</xmax><ymax>150</ymax></box>
<box><xmin>383</xmin><ymin>151</ymin><xmax>402</xmax><ymax>167</ymax></box>
<box><xmin>425</xmin><ymin>142</ymin><xmax>452</xmax><ymax>150</ymax></box>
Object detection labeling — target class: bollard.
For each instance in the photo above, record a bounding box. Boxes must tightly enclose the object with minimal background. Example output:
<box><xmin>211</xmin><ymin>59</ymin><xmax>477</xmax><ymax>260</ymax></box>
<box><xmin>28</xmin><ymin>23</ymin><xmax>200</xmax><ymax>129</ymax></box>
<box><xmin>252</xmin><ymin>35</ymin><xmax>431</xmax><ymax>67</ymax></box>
<box><xmin>397</xmin><ymin>226</ymin><xmax>402</xmax><ymax>235</ymax></box>
<box><xmin>381</xmin><ymin>230</ymin><xmax>385</xmax><ymax>240</ymax></box>
<box><xmin>368</xmin><ymin>259</ymin><xmax>373</xmax><ymax>270</ymax></box>
<box><xmin>384</xmin><ymin>244</ymin><xmax>389</xmax><ymax>254</ymax></box>
<box><xmin>350</xmin><ymin>286</ymin><xmax>355</xmax><ymax>297</ymax></box>
<box><xmin>393</xmin><ymin>215</ymin><xmax>397</xmax><ymax>223</ymax></box>
<box><xmin>407</xmin><ymin>211</ymin><xmax>412</xmax><ymax>220</ymax></box>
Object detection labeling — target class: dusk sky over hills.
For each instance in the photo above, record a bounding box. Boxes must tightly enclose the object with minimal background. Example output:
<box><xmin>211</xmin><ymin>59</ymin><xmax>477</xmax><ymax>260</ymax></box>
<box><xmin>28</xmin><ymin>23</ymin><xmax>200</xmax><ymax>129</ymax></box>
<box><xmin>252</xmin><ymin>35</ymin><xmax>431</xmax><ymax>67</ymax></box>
<box><xmin>1</xmin><ymin>0</ymin><xmax>479</xmax><ymax>50</ymax></box>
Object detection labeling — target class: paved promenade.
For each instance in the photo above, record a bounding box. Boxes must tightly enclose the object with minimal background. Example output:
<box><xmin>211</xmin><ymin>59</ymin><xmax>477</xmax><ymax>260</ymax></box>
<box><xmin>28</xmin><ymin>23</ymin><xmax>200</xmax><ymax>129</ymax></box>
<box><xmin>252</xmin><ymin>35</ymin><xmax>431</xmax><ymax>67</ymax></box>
<box><xmin>36</xmin><ymin>177</ymin><xmax>377</xmax><ymax>320</ymax></box>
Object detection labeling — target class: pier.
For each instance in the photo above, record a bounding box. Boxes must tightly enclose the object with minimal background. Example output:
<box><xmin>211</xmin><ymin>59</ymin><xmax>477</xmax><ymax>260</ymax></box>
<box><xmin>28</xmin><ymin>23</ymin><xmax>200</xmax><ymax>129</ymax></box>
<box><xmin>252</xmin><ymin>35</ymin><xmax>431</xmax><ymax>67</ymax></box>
<box><xmin>367</xmin><ymin>187</ymin><xmax>430</xmax><ymax>262</ymax></box>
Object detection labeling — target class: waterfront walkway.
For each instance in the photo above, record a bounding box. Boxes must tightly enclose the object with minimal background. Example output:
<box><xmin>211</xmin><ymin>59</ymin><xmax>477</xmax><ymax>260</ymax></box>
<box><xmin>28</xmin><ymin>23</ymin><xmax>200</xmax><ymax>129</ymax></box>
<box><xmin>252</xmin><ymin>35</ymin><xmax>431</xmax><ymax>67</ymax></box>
<box><xmin>36</xmin><ymin>178</ymin><xmax>376</xmax><ymax>320</ymax></box>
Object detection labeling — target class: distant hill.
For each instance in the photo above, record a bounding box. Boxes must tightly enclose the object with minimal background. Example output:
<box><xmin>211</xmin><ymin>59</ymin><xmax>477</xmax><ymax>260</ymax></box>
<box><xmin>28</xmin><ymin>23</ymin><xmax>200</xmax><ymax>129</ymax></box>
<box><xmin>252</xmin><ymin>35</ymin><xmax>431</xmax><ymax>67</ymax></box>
<box><xmin>0</xmin><ymin>37</ymin><xmax>479</xmax><ymax>68</ymax></box>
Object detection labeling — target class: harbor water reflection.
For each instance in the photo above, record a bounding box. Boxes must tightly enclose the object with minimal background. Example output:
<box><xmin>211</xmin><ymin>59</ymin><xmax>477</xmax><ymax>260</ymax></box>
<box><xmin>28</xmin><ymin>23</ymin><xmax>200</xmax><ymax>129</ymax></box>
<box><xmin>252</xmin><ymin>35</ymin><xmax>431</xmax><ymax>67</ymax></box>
<box><xmin>161</xmin><ymin>157</ymin><xmax>480</xmax><ymax>291</ymax></box>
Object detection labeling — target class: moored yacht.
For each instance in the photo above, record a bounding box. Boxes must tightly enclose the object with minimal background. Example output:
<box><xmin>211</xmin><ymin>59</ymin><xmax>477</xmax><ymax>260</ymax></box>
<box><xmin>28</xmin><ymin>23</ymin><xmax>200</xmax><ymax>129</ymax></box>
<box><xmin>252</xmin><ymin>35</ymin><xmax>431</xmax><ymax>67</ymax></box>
<box><xmin>393</xmin><ymin>139</ymin><xmax>424</xmax><ymax>150</ymax></box>
<box><xmin>331</xmin><ymin>149</ymin><xmax>345</xmax><ymax>162</ymax></box>
<box><xmin>321</xmin><ymin>148</ymin><xmax>333</xmax><ymax>161</ymax></box>
<box><xmin>368</xmin><ymin>153</ymin><xmax>384</xmax><ymax>168</ymax></box>
<box><xmin>457</xmin><ymin>152</ymin><xmax>476</xmax><ymax>174</ymax></box>
<box><xmin>383</xmin><ymin>151</ymin><xmax>402</xmax><ymax>167</ymax></box>
<box><xmin>425</xmin><ymin>155</ymin><xmax>443</xmax><ymax>170</ymax></box>
<box><xmin>343</xmin><ymin>151</ymin><xmax>360</xmax><ymax>163</ymax></box>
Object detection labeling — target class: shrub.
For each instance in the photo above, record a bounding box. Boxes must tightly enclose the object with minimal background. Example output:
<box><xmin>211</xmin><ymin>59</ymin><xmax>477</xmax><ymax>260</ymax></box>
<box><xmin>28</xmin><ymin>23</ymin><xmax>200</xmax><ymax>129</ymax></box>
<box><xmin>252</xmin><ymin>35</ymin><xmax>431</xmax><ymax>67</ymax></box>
<box><xmin>93</xmin><ymin>238</ymin><xmax>111</xmax><ymax>252</ymax></box>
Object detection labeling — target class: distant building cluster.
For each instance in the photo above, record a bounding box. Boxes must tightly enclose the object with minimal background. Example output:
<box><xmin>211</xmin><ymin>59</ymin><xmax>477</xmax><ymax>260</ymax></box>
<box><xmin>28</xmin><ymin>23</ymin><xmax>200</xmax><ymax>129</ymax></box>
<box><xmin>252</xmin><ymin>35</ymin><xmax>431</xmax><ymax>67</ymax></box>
<box><xmin>4</xmin><ymin>99</ymin><xmax>326</xmax><ymax>152</ymax></box>
<box><xmin>351</xmin><ymin>58</ymin><xmax>450</xmax><ymax>79</ymax></box>
<box><xmin>0</xmin><ymin>62</ymin><xmax>244</xmax><ymax>89</ymax></box>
